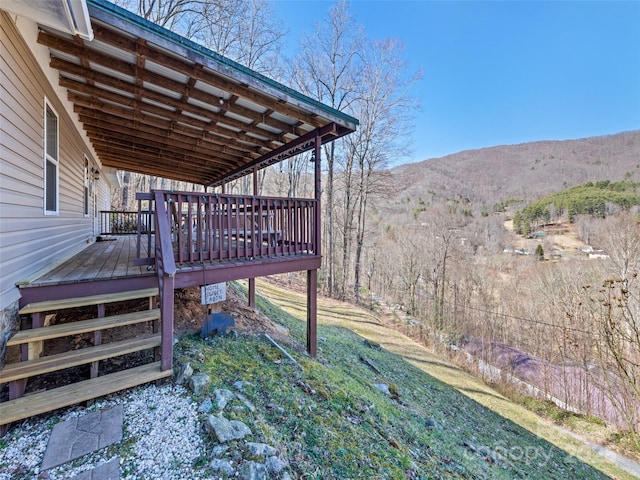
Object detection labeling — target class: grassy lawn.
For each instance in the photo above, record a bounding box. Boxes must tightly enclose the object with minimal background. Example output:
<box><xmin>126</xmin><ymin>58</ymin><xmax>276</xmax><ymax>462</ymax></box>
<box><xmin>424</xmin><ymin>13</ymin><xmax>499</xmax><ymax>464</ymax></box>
<box><xmin>244</xmin><ymin>277</ymin><xmax>636</xmax><ymax>479</ymax></box>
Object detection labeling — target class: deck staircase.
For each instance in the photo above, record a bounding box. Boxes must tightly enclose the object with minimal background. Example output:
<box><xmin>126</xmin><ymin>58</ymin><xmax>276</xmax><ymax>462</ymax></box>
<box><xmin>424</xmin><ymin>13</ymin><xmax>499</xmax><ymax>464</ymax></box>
<box><xmin>1</xmin><ymin>288</ymin><xmax>172</xmax><ymax>426</ymax></box>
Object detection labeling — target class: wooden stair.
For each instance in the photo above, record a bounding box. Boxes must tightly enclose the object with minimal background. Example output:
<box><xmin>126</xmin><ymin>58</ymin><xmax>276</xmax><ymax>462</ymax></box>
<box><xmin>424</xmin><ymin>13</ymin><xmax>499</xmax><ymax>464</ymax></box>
<box><xmin>1</xmin><ymin>288</ymin><xmax>170</xmax><ymax>426</ymax></box>
<box><xmin>18</xmin><ymin>288</ymin><xmax>159</xmax><ymax>314</ymax></box>
<box><xmin>1</xmin><ymin>362</ymin><xmax>171</xmax><ymax>426</ymax></box>
<box><xmin>1</xmin><ymin>333</ymin><xmax>161</xmax><ymax>383</ymax></box>
<box><xmin>6</xmin><ymin>309</ymin><xmax>160</xmax><ymax>346</ymax></box>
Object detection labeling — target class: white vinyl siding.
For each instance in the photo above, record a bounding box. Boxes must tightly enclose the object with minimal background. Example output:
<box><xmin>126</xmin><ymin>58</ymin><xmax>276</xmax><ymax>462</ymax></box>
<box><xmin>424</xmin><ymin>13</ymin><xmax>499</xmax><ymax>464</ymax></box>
<box><xmin>0</xmin><ymin>12</ymin><xmax>109</xmax><ymax>311</ymax></box>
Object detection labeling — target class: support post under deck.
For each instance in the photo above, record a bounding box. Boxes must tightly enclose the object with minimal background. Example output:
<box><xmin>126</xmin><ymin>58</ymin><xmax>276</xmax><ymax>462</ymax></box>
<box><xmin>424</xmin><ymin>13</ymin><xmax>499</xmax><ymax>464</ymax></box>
<box><xmin>307</xmin><ymin>269</ymin><xmax>317</xmax><ymax>358</ymax></box>
<box><xmin>248</xmin><ymin>278</ymin><xmax>256</xmax><ymax>308</ymax></box>
<box><xmin>306</xmin><ymin>134</ymin><xmax>321</xmax><ymax>358</ymax></box>
<box><xmin>9</xmin><ymin>312</ymin><xmax>44</xmax><ymax>400</ymax></box>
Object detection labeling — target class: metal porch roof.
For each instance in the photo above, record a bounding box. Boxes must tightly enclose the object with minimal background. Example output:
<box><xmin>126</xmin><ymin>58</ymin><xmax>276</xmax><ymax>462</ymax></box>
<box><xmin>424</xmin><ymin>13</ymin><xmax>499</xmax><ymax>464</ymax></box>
<box><xmin>38</xmin><ymin>0</ymin><xmax>358</xmax><ymax>187</ymax></box>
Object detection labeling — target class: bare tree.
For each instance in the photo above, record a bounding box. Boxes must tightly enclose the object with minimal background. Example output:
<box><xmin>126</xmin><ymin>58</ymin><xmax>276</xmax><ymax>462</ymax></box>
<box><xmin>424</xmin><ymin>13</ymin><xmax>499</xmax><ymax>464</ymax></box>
<box><xmin>291</xmin><ymin>0</ymin><xmax>363</xmax><ymax>297</ymax></box>
<box><xmin>112</xmin><ymin>0</ymin><xmax>203</xmax><ymax>32</ymax></box>
<box><xmin>196</xmin><ymin>0</ymin><xmax>286</xmax><ymax>77</ymax></box>
<box><xmin>592</xmin><ymin>214</ymin><xmax>640</xmax><ymax>439</ymax></box>
<box><xmin>349</xmin><ymin>38</ymin><xmax>419</xmax><ymax>304</ymax></box>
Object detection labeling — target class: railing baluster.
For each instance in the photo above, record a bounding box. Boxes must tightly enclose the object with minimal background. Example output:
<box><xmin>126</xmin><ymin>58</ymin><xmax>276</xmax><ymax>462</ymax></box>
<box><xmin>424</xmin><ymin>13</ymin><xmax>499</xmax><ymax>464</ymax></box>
<box><xmin>133</xmin><ymin>190</ymin><xmax>317</xmax><ymax>265</ymax></box>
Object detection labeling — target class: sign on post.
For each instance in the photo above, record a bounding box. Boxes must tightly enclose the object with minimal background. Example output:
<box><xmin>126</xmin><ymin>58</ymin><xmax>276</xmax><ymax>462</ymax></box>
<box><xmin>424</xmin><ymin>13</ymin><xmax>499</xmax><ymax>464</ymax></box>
<box><xmin>201</xmin><ymin>282</ymin><xmax>226</xmax><ymax>305</ymax></box>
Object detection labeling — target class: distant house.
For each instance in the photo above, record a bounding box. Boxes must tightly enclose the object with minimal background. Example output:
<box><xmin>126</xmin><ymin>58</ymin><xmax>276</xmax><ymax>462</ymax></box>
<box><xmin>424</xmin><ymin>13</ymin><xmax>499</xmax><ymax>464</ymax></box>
<box><xmin>0</xmin><ymin>0</ymin><xmax>357</xmax><ymax>425</ymax></box>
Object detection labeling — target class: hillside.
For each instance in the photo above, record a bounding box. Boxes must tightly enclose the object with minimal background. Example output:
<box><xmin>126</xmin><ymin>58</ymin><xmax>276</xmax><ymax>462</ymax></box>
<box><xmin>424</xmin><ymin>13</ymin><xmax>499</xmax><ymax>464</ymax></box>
<box><xmin>1</xmin><ymin>280</ymin><xmax>637</xmax><ymax>479</ymax></box>
<box><xmin>391</xmin><ymin>130</ymin><xmax>640</xmax><ymax>207</ymax></box>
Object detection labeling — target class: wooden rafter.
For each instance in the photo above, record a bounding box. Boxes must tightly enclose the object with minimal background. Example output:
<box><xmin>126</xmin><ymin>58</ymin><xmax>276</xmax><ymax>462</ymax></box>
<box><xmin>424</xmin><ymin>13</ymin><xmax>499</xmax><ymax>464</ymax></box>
<box><xmin>38</xmin><ymin>29</ymin><xmax>308</xmax><ymax>138</ymax></box>
<box><xmin>36</xmin><ymin>5</ymin><xmax>356</xmax><ymax>185</ymax></box>
<box><xmin>89</xmin><ymin>23</ymin><xmax>320</xmax><ymax>129</ymax></box>
<box><xmin>77</xmin><ymin>111</ymin><xmax>261</xmax><ymax>160</ymax></box>
<box><xmin>71</xmin><ymin>101</ymin><xmax>271</xmax><ymax>152</ymax></box>
<box><xmin>50</xmin><ymin>57</ymin><xmax>295</xmax><ymax>141</ymax></box>
<box><xmin>59</xmin><ymin>76</ymin><xmax>284</xmax><ymax>147</ymax></box>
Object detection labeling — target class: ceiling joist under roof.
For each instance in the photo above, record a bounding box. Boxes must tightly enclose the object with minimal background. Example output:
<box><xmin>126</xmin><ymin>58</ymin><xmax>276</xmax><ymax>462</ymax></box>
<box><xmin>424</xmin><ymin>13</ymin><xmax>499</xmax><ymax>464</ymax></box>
<box><xmin>38</xmin><ymin>0</ymin><xmax>357</xmax><ymax>187</ymax></box>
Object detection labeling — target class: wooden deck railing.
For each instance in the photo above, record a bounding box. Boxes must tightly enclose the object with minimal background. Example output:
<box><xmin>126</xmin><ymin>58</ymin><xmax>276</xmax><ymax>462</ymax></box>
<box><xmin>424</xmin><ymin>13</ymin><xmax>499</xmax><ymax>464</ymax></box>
<box><xmin>100</xmin><ymin>210</ymin><xmax>153</xmax><ymax>236</ymax></box>
<box><xmin>135</xmin><ymin>191</ymin><xmax>318</xmax><ymax>266</ymax></box>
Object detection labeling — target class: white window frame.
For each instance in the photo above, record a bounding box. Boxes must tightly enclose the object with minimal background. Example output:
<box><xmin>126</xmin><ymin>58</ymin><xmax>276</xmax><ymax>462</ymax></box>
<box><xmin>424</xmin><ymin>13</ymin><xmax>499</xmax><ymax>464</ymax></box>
<box><xmin>83</xmin><ymin>156</ymin><xmax>90</xmax><ymax>217</ymax></box>
<box><xmin>44</xmin><ymin>99</ymin><xmax>59</xmax><ymax>215</ymax></box>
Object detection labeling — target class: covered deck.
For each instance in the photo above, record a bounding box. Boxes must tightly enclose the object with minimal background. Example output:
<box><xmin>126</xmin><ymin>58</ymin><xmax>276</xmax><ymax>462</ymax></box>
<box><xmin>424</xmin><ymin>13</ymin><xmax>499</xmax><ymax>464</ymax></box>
<box><xmin>20</xmin><ymin>190</ymin><xmax>321</xmax><ymax>306</ymax></box>
<box><xmin>2</xmin><ymin>0</ymin><xmax>357</xmax><ymax>425</ymax></box>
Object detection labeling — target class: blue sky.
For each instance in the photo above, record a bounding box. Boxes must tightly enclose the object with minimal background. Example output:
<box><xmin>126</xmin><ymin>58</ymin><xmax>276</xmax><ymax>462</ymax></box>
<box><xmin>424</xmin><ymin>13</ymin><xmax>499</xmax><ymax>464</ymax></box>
<box><xmin>272</xmin><ymin>0</ymin><xmax>640</xmax><ymax>164</ymax></box>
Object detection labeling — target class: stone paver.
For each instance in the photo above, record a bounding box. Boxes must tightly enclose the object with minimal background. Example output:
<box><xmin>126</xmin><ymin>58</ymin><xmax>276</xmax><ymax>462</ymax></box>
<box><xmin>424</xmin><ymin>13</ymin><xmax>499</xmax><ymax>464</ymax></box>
<box><xmin>69</xmin><ymin>458</ymin><xmax>120</xmax><ymax>480</ymax></box>
<box><xmin>41</xmin><ymin>406</ymin><xmax>123</xmax><ymax>470</ymax></box>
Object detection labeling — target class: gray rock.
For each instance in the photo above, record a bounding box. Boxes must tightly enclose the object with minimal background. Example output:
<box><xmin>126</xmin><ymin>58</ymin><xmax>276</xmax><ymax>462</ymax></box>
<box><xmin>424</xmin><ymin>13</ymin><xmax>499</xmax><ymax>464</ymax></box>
<box><xmin>204</xmin><ymin>414</ymin><xmax>252</xmax><ymax>443</ymax></box>
<box><xmin>373</xmin><ymin>383</ymin><xmax>391</xmax><ymax>396</ymax></box>
<box><xmin>245</xmin><ymin>442</ymin><xmax>277</xmax><ymax>461</ymax></box>
<box><xmin>184</xmin><ymin>348</ymin><xmax>205</xmax><ymax>362</ymax></box>
<box><xmin>189</xmin><ymin>373</ymin><xmax>211</xmax><ymax>396</ymax></box>
<box><xmin>210</xmin><ymin>445</ymin><xmax>229</xmax><ymax>458</ymax></box>
<box><xmin>426</xmin><ymin>417</ymin><xmax>442</xmax><ymax>430</ymax></box>
<box><xmin>265</xmin><ymin>456</ymin><xmax>288</xmax><ymax>474</ymax></box>
<box><xmin>238</xmin><ymin>461</ymin><xmax>267</xmax><ymax>480</ymax></box>
<box><xmin>174</xmin><ymin>362</ymin><xmax>193</xmax><ymax>385</ymax></box>
<box><xmin>214</xmin><ymin>388</ymin><xmax>235</xmax><ymax>411</ymax></box>
<box><xmin>210</xmin><ymin>458</ymin><xmax>235</xmax><ymax>476</ymax></box>
<box><xmin>198</xmin><ymin>398</ymin><xmax>213</xmax><ymax>413</ymax></box>
<box><xmin>236</xmin><ymin>392</ymin><xmax>256</xmax><ymax>412</ymax></box>
<box><xmin>281</xmin><ymin>473</ymin><xmax>293</xmax><ymax>480</ymax></box>
<box><xmin>266</xmin><ymin>402</ymin><xmax>285</xmax><ymax>414</ymax></box>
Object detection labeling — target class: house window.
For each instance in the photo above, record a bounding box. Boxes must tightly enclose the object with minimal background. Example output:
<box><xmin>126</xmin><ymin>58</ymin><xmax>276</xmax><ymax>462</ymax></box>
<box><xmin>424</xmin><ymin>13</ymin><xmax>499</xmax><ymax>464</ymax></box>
<box><xmin>44</xmin><ymin>100</ymin><xmax>59</xmax><ymax>214</ymax></box>
<box><xmin>83</xmin><ymin>156</ymin><xmax>89</xmax><ymax>216</ymax></box>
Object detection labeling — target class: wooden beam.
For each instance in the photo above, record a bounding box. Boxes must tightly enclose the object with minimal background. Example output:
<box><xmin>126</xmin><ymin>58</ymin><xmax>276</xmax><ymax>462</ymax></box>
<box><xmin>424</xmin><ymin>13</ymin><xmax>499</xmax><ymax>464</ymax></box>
<box><xmin>89</xmin><ymin>23</ymin><xmax>324</xmax><ymax>128</ymax></box>
<box><xmin>93</xmin><ymin>153</ymin><xmax>210</xmax><ymax>184</ymax></box>
<box><xmin>89</xmin><ymin>142</ymin><xmax>219</xmax><ymax>176</ymax></box>
<box><xmin>58</xmin><ymin>73</ymin><xmax>289</xmax><ymax>143</ymax></box>
<box><xmin>82</xmin><ymin>123</ymin><xmax>246</xmax><ymax>166</ymax></box>
<box><xmin>77</xmin><ymin>110</ymin><xmax>262</xmax><ymax>160</ymax></box>
<box><xmin>66</xmin><ymin>84</ymin><xmax>281</xmax><ymax>151</ymax></box>
<box><xmin>89</xmin><ymin>144</ymin><xmax>223</xmax><ymax>182</ymax></box>
<box><xmin>69</xmin><ymin>91</ymin><xmax>276</xmax><ymax>152</ymax></box>
<box><xmin>41</xmin><ymin>31</ymin><xmax>307</xmax><ymax>136</ymax></box>
<box><xmin>210</xmin><ymin>123</ymin><xmax>342</xmax><ymax>187</ymax></box>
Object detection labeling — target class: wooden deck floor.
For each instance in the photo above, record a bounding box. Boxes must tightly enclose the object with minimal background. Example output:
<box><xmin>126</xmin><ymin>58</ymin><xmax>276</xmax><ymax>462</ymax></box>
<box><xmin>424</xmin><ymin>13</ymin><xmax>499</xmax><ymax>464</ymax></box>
<box><xmin>27</xmin><ymin>236</ymin><xmax>154</xmax><ymax>287</ymax></box>
<box><xmin>20</xmin><ymin>235</ymin><xmax>320</xmax><ymax>306</ymax></box>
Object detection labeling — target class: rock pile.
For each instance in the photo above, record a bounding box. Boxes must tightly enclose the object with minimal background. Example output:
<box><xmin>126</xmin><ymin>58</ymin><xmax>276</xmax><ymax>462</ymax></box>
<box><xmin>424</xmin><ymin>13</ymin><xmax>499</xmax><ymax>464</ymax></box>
<box><xmin>177</xmin><ymin>361</ymin><xmax>291</xmax><ymax>480</ymax></box>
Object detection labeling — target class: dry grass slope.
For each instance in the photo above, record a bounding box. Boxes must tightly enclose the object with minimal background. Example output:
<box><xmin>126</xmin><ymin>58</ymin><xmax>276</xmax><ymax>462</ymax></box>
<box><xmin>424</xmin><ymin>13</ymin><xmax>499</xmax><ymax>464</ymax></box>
<box><xmin>255</xmin><ymin>278</ymin><xmax>638</xmax><ymax>479</ymax></box>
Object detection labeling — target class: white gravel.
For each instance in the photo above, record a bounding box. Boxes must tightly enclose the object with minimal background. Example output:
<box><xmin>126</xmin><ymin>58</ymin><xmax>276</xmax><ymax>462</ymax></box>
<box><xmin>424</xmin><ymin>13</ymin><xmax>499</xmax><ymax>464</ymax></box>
<box><xmin>0</xmin><ymin>385</ymin><xmax>208</xmax><ymax>480</ymax></box>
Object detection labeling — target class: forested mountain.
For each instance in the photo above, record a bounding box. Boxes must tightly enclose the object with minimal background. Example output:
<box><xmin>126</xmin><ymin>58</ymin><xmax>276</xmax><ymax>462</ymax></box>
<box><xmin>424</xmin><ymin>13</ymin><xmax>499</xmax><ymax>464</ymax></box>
<box><xmin>391</xmin><ymin>130</ymin><xmax>640</xmax><ymax>207</ymax></box>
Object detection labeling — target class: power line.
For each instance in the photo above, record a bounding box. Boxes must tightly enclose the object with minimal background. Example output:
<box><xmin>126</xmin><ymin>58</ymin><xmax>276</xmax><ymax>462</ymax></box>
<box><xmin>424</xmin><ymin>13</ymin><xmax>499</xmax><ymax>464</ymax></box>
<box><xmin>442</xmin><ymin>300</ymin><xmax>594</xmax><ymax>336</ymax></box>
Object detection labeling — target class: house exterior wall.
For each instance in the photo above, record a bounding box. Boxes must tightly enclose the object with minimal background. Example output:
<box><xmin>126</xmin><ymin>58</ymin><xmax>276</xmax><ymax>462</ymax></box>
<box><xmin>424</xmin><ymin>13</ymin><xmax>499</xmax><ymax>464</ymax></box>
<box><xmin>0</xmin><ymin>11</ymin><xmax>107</xmax><ymax>316</ymax></box>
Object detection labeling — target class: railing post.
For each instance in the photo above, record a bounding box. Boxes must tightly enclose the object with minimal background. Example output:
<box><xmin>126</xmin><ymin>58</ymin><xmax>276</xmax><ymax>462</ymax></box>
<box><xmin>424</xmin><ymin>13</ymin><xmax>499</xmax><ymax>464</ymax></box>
<box><xmin>314</xmin><ymin>135</ymin><xmax>322</xmax><ymax>256</ymax></box>
<box><xmin>154</xmin><ymin>190</ymin><xmax>177</xmax><ymax>372</ymax></box>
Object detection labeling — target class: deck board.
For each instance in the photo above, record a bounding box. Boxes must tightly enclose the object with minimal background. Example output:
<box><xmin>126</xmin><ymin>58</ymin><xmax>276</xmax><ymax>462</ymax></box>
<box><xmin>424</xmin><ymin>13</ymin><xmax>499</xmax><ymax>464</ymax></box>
<box><xmin>23</xmin><ymin>235</ymin><xmax>318</xmax><ymax>290</ymax></box>
<box><xmin>27</xmin><ymin>237</ymin><xmax>155</xmax><ymax>287</ymax></box>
